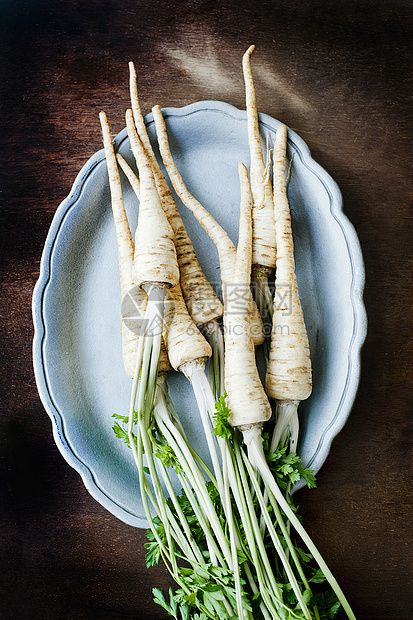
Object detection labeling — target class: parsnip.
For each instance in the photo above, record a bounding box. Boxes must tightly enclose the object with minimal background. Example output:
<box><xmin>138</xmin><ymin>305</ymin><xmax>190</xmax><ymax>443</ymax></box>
<box><xmin>266</xmin><ymin>124</ymin><xmax>312</xmax><ymax>402</ymax></box>
<box><xmin>126</xmin><ymin>108</ymin><xmax>179</xmax><ymax>291</ymax></box>
<box><xmin>242</xmin><ymin>45</ymin><xmax>276</xmax><ymax>354</ymax></box>
<box><xmin>266</xmin><ymin>123</ymin><xmax>312</xmax><ymax>453</ymax></box>
<box><xmin>128</xmin><ymin>62</ymin><xmax>223</xmax><ymax>329</ymax></box>
<box><xmin>98</xmin><ymin>60</ymin><xmax>356</xmax><ymax>620</ymax></box>
<box><xmin>224</xmin><ymin>163</ymin><xmax>272</xmax><ymax>427</ymax></box>
<box><xmin>242</xmin><ymin>45</ymin><xmax>276</xmax><ymax>274</ymax></box>
<box><xmin>162</xmin><ymin>284</ymin><xmax>212</xmax><ymax>372</ymax></box>
<box><xmin>99</xmin><ymin>111</ymin><xmax>150</xmax><ymax>377</ymax></box>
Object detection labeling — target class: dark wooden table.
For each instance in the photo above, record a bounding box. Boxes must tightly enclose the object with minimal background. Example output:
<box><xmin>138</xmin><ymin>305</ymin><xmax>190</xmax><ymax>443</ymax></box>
<box><xmin>1</xmin><ymin>1</ymin><xmax>412</xmax><ymax>619</ymax></box>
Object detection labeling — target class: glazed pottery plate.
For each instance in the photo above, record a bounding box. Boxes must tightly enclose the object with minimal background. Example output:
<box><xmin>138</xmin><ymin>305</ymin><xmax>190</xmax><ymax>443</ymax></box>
<box><xmin>32</xmin><ymin>101</ymin><xmax>366</xmax><ymax>528</ymax></box>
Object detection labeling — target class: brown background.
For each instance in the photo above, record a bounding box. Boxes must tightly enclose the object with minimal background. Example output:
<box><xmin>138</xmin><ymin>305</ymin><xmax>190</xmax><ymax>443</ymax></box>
<box><xmin>1</xmin><ymin>1</ymin><xmax>412</xmax><ymax>619</ymax></box>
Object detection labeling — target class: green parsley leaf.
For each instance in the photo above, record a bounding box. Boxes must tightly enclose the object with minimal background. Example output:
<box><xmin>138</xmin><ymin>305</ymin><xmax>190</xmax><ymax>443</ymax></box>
<box><xmin>212</xmin><ymin>392</ymin><xmax>233</xmax><ymax>439</ymax></box>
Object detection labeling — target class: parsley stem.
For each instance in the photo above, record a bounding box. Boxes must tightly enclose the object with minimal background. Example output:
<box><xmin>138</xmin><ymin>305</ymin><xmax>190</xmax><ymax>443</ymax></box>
<box><xmin>270</xmin><ymin>401</ymin><xmax>300</xmax><ymax>454</ymax></box>
<box><xmin>233</xmin><ymin>440</ymin><xmax>287</xmax><ymax>619</ymax></box>
<box><xmin>245</xmin><ymin>427</ymin><xmax>357</xmax><ymax>620</ymax></box>
<box><xmin>240</xmin><ymin>446</ymin><xmax>312</xmax><ymax>619</ymax></box>
<box><xmin>179</xmin><ymin>475</ymin><xmax>223</xmax><ymax>566</ymax></box>
<box><xmin>135</xmin><ymin>423</ymin><xmax>172</xmax><ymax>566</ymax></box>
<box><xmin>138</xmin><ymin>418</ymin><xmax>178</xmax><ymax>574</ymax></box>
<box><xmin>243</xmin><ymin>562</ymin><xmax>272</xmax><ymax>620</ymax></box>
<box><xmin>183</xmin><ymin>361</ymin><xmax>226</xmax><ymax>501</ymax></box>
<box><xmin>268</xmin><ymin>486</ymin><xmax>312</xmax><ymax>593</ymax></box>
<box><xmin>153</xmin><ymin>394</ymin><xmax>217</xmax><ymax>497</ymax></box>
<box><xmin>221</xmin><ymin>443</ymin><xmax>251</xmax><ymax>619</ymax></box>
<box><xmin>227</xmin><ymin>438</ymin><xmax>280</xmax><ymax>619</ymax></box>
<box><xmin>152</xmin><ymin>398</ymin><xmax>230</xmax><ymax>567</ymax></box>
<box><xmin>260</xmin><ymin>401</ymin><xmax>299</xmax><ymax>543</ymax></box>
<box><xmin>158</xmin><ymin>376</ymin><xmax>217</xmax><ymax>483</ymax></box>
<box><xmin>193</xmin><ymin>367</ymin><xmax>258</xmax><ymax>617</ymax></box>
<box><xmin>155</xmin><ymin>459</ymin><xmax>205</xmax><ymax>565</ymax></box>
<box><xmin>137</xmin><ymin>332</ymin><xmax>152</xmax><ymax>419</ymax></box>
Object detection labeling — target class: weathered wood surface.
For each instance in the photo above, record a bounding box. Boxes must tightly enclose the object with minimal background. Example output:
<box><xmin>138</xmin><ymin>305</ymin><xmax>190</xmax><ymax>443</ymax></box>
<box><xmin>1</xmin><ymin>1</ymin><xmax>412</xmax><ymax>618</ymax></box>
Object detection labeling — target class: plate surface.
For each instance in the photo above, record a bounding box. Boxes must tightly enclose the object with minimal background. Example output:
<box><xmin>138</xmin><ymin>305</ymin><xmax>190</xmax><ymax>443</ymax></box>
<box><xmin>32</xmin><ymin>100</ymin><xmax>366</xmax><ymax>528</ymax></box>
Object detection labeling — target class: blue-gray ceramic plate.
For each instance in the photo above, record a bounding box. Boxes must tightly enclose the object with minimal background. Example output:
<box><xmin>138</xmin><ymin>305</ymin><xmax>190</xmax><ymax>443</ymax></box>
<box><xmin>32</xmin><ymin>101</ymin><xmax>366</xmax><ymax>528</ymax></box>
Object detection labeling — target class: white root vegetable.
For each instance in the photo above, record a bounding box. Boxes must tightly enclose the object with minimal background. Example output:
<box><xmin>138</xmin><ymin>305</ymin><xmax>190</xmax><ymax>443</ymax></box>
<box><xmin>163</xmin><ymin>284</ymin><xmax>212</xmax><ymax>372</ymax></box>
<box><xmin>117</xmin><ymin>152</ymin><xmax>218</xmax><ymax>381</ymax></box>
<box><xmin>127</xmin><ymin>67</ymin><xmax>225</xmax><ymax>392</ymax></box>
<box><xmin>242</xmin><ymin>45</ymin><xmax>277</xmax><ymax>362</ymax></box>
<box><xmin>116</xmin><ymin>152</ymin><xmax>140</xmax><ymax>197</ymax></box>
<box><xmin>128</xmin><ymin>61</ymin><xmax>223</xmax><ymax>329</ymax></box>
<box><xmin>125</xmin><ymin>108</ymin><xmax>179</xmax><ymax>290</ymax></box>
<box><xmin>99</xmin><ymin>111</ymin><xmax>143</xmax><ymax>378</ymax></box>
<box><xmin>99</xmin><ymin>112</ymin><xmax>135</xmax><ymax>297</ymax></box>
<box><xmin>242</xmin><ymin>45</ymin><xmax>276</xmax><ymax>275</ymax></box>
<box><xmin>225</xmin><ymin>163</ymin><xmax>272</xmax><ymax>427</ymax></box>
<box><xmin>119</xmin><ymin>139</ymin><xmax>225</xmax><ymax>399</ymax></box>
<box><xmin>99</xmin><ymin>112</ymin><xmax>171</xmax><ymax>377</ymax></box>
<box><xmin>266</xmin><ymin>123</ymin><xmax>312</xmax><ymax>402</ymax></box>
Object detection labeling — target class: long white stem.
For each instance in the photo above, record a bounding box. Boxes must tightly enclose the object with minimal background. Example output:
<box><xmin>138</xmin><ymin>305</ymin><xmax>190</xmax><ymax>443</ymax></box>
<box><xmin>184</xmin><ymin>364</ymin><xmax>256</xmax><ymax>618</ymax></box>
<box><xmin>244</xmin><ymin>426</ymin><xmax>357</xmax><ymax>620</ymax></box>
<box><xmin>153</xmin><ymin>395</ymin><xmax>216</xmax><ymax>500</ymax></box>
<box><xmin>152</xmin><ymin>406</ymin><xmax>225</xmax><ymax>566</ymax></box>
<box><xmin>181</xmin><ymin>361</ymin><xmax>225</xmax><ymax>499</ymax></box>
<box><xmin>139</xmin><ymin>419</ymin><xmax>190</xmax><ymax>575</ymax></box>
<box><xmin>155</xmin><ymin>460</ymin><xmax>205</xmax><ymax>564</ymax></box>
<box><xmin>222</xmin><ymin>442</ymin><xmax>249</xmax><ymax>619</ymax></box>
<box><xmin>243</xmin><ymin>562</ymin><xmax>272</xmax><ymax>620</ymax></box>
<box><xmin>260</xmin><ymin>401</ymin><xmax>299</xmax><ymax>535</ymax></box>
<box><xmin>127</xmin><ymin>286</ymin><xmax>186</xmax><ymax>572</ymax></box>
<box><xmin>128</xmin><ymin>294</ymin><xmax>154</xmax><ymax>470</ymax></box>
<box><xmin>161</xmin><ymin>384</ymin><xmax>218</xmax><ymax>483</ymax></box>
<box><xmin>240</xmin><ymin>446</ymin><xmax>312</xmax><ymax>619</ymax></box>
<box><xmin>232</xmin><ymin>441</ymin><xmax>285</xmax><ymax>618</ymax></box>
<box><xmin>138</xmin><ymin>433</ymin><xmax>232</xmax><ymax>618</ymax></box>
<box><xmin>219</xmin><ymin>439</ymin><xmax>278</xmax><ymax>620</ymax></box>
<box><xmin>270</xmin><ymin>400</ymin><xmax>299</xmax><ymax>453</ymax></box>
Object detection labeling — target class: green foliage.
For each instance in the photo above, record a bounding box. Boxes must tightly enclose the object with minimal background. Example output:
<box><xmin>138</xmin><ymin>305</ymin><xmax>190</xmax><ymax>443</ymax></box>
<box><xmin>211</xmin><ymin>393</ymin><xmax>233</xmax><ymax>439</ymax></box>
<box><xmin>144</xmin><ymin>516</ymin><xmax>164</xmax><ymax>567</ymax></box>
<box><xmin>265</xmin><ymin>443</ymin><xmax>317</xmax><ymax>491</ymax></box>
<box><xmin>112</xmin><ymin>412</ymin><xmax>140</xmax><ymax>450</ymax></box>
<box><xmin>309</xmin><ymin>591</ymin><xmax>342</xmax><ymax>619</ymax></box>
<box><xmin>152</xmin><ymin>563</ymin><xmax>251</xmax><ymax>620</ymax></box>
<box><xmin>152</xmin><ymin>587</ymin><xmax>187</xmax><ymax>619</ymax></box>
<box><xmin>112</xmin><ymin>413</ymin><xmax>131</xmax><ymax>447</ymax></box>
<box><xmin>154</xmin><ymin>442</ymin><xmax>184</xmax><ymax>475</ymax></box>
